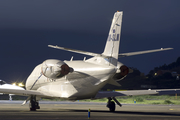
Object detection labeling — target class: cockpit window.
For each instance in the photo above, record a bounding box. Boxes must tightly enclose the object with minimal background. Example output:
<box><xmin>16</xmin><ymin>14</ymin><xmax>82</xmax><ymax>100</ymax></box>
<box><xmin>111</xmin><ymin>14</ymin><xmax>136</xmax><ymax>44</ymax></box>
<box><xmin>0</xmin><ymin>80</ymin><xmax>7</xmax><ymax>85</ymax></box>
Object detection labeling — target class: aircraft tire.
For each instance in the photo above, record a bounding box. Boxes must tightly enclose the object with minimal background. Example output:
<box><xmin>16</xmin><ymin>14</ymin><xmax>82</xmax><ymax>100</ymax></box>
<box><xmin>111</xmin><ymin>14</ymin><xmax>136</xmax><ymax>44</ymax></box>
<box><xmin>30</xmin><ymin>108</ymin><xmax>36</xmax><ymax>111</ymax></box>
<box><xmin>109</xmin><ymin>101</ymin><xmax>115</xmax><ymax>112</ymax></box>
<box><xmin>29</xmin><ymin>100</ymin><xmax>37</xmax><ymax>111</ymax></box>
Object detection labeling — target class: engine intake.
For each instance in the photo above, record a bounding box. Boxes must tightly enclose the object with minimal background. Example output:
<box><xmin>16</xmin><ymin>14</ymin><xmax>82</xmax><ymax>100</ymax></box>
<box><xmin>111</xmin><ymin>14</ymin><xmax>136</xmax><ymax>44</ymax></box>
<box><xmin>41</xmin><ymin>59</ymin><xmax>70</xmax><ymax>79</ymax></box>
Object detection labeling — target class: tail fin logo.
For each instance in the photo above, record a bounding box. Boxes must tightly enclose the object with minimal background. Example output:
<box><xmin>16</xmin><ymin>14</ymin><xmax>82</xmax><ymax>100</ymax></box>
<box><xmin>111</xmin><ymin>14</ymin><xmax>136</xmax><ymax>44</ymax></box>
<box><xmin>107</xmin><ymin>29</ymin><xmax>119</xmax><ymax>41</ymax></box>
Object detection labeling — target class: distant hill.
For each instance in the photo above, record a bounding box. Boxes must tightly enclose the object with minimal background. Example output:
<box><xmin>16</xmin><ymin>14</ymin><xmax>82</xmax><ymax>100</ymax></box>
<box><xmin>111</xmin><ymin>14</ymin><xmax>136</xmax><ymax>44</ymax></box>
<box><xmin>145</xmin><ymin>57</ymin><xmax>180</xmax><ymax>89</ymax></box>
<box><xmin>148</xmin><ymin>56</ymin><xmax>180</xmax><ymax>76</ymax></box>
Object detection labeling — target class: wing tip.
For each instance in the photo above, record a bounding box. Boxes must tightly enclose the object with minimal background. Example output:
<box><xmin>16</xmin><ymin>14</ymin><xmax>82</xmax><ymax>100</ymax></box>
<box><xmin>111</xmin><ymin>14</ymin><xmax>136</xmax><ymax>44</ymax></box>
<box><xmin>160</xmin><ymin>47</ymin><xmax>174</xmax><ymax>50</ymax></box>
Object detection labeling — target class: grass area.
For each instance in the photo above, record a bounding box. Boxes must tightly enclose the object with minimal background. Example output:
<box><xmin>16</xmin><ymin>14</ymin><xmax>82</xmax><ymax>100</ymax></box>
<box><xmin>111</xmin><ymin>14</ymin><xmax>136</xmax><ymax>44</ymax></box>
<box><xmin>77</xmin><ymin>95</ymin><xmax>180</xmax><ymax>105</ymax></box>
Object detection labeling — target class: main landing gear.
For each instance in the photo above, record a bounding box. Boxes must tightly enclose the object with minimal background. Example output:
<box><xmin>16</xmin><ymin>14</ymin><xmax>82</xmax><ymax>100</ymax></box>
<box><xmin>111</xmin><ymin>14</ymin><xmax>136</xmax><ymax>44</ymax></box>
<box><xmin>29</xmin><ymin>96</ymin><xmax>40</xmax><ymax>111</ymax></box>
<box><xmin>107</xmin><ymin>97</ymin><xmax>122</xmax><ymax>112</ymax></box>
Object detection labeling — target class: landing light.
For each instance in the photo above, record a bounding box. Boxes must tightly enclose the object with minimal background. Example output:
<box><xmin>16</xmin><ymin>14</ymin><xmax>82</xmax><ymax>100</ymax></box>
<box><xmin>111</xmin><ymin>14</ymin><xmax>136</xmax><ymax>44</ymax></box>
<box><xmin>12</xmin><ymin>83</ymin><xmax>16</xmax><ymax>86</ymax></box>
<box><xmin>18</xmin><ymin>83</ymin><xmax>24</xmax><ymax>87</ymax></box>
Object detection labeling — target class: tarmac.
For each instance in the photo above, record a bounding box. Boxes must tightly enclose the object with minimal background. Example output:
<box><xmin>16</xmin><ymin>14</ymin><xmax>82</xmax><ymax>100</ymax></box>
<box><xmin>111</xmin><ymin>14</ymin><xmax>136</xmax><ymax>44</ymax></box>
<box><xmin>0</xmin><ymin>100</ymin><xmax>180</xmax><ymax>120</ymax></box>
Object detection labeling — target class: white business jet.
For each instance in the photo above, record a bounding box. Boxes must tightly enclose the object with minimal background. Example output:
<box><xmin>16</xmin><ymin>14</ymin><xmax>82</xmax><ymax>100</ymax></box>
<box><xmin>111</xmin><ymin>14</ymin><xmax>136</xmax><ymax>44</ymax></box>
<box><xmin>0</xmin><ymin>11</ymin><xmax>179</xmax><ymax>111</ymax></box>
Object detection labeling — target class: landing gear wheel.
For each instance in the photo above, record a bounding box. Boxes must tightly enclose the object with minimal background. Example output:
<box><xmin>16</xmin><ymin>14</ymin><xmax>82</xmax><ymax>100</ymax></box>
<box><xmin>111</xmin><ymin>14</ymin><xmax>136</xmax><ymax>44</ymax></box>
<box><xmin>107</xmin><ymin>97</ymin><xmax>116</xmax><ymax>112</ymax></box>
<box><xmin>108</xmin><ymin>101</ymin><xmax>115</xmax><ymax>112</ymax></box>
<box><xmin>29</xmin><ymin>100</ymin><xmax>36</xmax><ymax>111</ymax></box>
<box><xmin>29</xmin><ymin>96</ymin><xmax>40</xmax><ymax>111</ymax></box>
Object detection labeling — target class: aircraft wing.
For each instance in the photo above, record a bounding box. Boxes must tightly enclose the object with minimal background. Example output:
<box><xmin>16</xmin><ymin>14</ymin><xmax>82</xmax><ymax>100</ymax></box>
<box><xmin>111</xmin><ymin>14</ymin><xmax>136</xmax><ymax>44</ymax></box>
<box><xmin>48</xmin><ymin>45</ymin><xmax>102</xmax><ymax>57</ymax></box>
<box><xmin>0</xmin><ymin>88</ymin><xmax>55</xmax><ymax>98</ymax></box>
<box><xmin>95</xmin><ymin>89</ymin><xmax>180</xmax><ymax>99</ymax></box>
<box><xmin>118</xmin><ymin>48</ymin><xmax>173</xmax><ymax>58</ymax></box>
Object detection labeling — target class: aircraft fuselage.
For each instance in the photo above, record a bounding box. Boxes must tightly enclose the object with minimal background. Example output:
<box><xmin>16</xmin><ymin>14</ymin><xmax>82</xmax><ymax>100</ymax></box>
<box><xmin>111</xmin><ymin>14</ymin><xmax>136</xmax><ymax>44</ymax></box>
<box><xmin>26</xmin><ymin>59</ymin><xmax>116</xmax><ymax>100</ymax></box>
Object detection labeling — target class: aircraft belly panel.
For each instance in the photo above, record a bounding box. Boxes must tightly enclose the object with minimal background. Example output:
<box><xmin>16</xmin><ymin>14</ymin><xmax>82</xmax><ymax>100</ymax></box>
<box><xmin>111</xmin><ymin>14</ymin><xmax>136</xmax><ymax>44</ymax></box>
<box><xmin>37</xmin><ymin>81</ymin><xmax>78</xmax><ymax>98</ymax></box>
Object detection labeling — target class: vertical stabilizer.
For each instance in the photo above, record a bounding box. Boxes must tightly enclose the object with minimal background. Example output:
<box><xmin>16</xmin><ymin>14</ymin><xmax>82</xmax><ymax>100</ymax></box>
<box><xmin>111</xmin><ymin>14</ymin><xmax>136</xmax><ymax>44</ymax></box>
<box><xmin>102</xmin><ymin>11</ymin><xmax>123</xmax><ymax>65</ymax></box>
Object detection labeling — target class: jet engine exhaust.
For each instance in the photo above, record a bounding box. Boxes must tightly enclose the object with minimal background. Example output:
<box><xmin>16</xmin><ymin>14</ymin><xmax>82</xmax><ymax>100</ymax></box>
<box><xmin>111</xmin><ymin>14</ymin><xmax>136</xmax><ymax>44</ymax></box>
<box><xmin>60</xmin><ymin>64</ymin><xmax>70</xmax><ymax>75</ymax></box>
<box><xmin>41</xmin><ymin>59</ymin><xmax>70</xmax><ymax>79</ymax></box>
<box><xmin>113</xmin><ymin>62</ymin><xmax>129</xmax><ymax>81</ymax></box>
<box><xmin>119</xmin><ymin>65</ymin><xmax>129</xmax><ymax>77</ymax></box>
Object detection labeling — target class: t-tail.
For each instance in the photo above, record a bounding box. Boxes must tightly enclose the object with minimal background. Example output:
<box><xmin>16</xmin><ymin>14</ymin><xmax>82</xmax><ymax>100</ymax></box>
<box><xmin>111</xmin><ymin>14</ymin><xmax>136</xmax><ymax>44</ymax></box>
<box><xmin>48</xmin><ymin>11</ymin><xmax>173</xmax><ymax>66</ymax></box>
<box><xmin>102</xmin><ymin>11</ymin><xmax>123</xmax><ymax>65</ymax></box>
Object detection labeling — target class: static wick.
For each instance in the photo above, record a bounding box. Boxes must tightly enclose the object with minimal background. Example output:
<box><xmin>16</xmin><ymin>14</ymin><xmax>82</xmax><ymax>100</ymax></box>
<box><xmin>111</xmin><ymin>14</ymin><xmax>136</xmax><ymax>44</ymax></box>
<box><xmin>88</xmin><ymin>109</ymin><xmax>91</xmax><ymax>119</ymax></box>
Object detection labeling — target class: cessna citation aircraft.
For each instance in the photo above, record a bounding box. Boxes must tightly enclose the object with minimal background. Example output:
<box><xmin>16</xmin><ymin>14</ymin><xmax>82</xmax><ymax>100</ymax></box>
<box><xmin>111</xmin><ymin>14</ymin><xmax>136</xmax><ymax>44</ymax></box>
<box><xmin>0</xmin><ymin>11</ymin><xmax>180</xmax><ymax>112</ymax></box>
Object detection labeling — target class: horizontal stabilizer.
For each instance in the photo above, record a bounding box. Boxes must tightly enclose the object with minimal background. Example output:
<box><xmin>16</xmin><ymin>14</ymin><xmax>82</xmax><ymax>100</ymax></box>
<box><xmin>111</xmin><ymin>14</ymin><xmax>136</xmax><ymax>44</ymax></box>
<box><xmin>119</xmin><ymin>48</ymin><xmax>173</xmax><ymax>58</ymax></box>
<box><xmin>48</xmin><ymin>45</ymin><xmax>102</xmax><ymax>57</ymax></box>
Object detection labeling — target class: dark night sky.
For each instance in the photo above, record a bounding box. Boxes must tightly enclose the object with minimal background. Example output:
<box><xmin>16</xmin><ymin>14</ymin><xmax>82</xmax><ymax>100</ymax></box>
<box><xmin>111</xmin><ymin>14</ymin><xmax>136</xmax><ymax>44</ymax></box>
<box><xmin>0</xmin><ymin>0</ymin><xmax>180</xmax><ymax>83</ymax></box>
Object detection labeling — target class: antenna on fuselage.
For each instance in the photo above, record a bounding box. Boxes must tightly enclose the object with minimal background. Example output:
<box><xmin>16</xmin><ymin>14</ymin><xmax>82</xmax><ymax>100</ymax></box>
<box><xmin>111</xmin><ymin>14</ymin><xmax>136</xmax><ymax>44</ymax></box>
<box><xmin>70</xmin><ymin>56</ymin><xmax>73</xmax><ymax>61</ymax></box>
<box><xmin>83</xmin><ymin>57</ymin><xmax>86</xmax><ymax>61</ymax></box>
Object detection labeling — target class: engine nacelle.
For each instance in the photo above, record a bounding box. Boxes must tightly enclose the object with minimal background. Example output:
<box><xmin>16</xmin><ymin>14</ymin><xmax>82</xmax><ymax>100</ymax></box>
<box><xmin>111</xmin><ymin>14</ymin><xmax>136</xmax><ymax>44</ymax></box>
<box><xmin>113</xmin><ymin>62</ymin><xmax>129</xmax><ymax>81</ymax></box>
<box><xmin>41</xmin><ymin>59</ymin><xmax>70</xmax><ymax>79</ymax></box>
